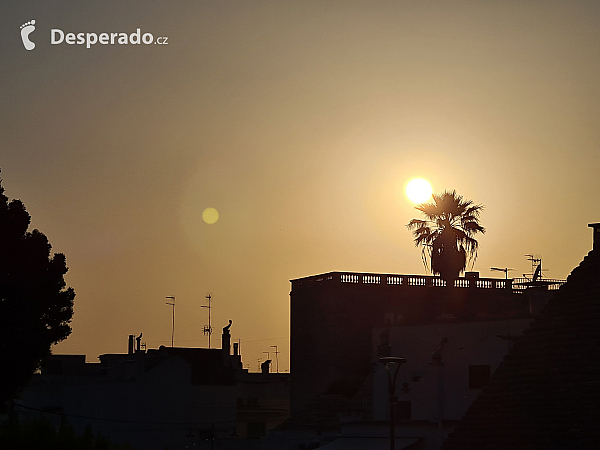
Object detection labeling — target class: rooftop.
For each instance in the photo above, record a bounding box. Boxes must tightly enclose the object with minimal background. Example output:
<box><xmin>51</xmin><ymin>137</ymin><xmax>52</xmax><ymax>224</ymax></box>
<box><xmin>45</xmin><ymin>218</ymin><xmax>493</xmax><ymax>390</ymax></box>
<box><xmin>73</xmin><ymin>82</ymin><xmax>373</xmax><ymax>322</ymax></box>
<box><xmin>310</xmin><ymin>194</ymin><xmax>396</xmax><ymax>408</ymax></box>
<box><xmin>442</xmin><ymin>228</ymin><xmax>600</xmax><ymax>449</ymax></box>
<box><xmin>291</xmin><ymin>271</ymin><xmax>565</xmax><ymax>293</ymax></box>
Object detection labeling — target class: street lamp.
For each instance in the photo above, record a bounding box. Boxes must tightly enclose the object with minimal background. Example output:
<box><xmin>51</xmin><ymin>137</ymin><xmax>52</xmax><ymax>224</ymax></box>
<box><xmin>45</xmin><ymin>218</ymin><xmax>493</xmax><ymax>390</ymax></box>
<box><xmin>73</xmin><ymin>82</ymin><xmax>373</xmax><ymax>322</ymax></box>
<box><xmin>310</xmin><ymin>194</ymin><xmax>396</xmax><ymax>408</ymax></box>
<box><xmin>379</xmin><ymin>356</ymin><xmax>406</xmax><ymax>450</ymax></box>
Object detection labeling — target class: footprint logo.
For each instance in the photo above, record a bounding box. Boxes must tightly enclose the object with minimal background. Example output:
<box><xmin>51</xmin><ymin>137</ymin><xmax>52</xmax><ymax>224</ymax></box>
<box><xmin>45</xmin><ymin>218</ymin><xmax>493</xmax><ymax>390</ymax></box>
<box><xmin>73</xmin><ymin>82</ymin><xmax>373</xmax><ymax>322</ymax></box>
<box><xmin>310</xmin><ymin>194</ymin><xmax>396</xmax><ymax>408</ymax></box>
<box><xmin>20</xmin><ymin>20</ymin><xmax>36</xmax><ymax>50</ymax></box>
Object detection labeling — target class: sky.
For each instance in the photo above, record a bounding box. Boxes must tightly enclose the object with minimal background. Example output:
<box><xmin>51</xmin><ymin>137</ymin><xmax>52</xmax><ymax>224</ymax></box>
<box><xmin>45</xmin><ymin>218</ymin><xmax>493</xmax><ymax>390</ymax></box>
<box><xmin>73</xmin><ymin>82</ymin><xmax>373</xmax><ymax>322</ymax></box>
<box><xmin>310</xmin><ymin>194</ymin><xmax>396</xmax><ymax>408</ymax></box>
<box><xmin>2</xmin><ymin>1</ymin><xmax>600</xmax><ymax>372</ymax></box>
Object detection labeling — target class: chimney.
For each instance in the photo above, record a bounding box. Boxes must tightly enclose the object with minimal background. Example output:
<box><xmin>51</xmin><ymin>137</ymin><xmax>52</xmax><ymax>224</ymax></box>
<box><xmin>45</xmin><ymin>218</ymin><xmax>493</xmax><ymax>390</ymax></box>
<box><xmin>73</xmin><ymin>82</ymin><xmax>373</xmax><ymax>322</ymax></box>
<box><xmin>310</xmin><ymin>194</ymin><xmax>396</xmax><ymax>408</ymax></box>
<box><xmin>233</xmin><ymin>342</ymin><xmax>239</xmax><ymax>356</ymax></box>
<box><xmin>221</xmin><ymin>320</ymin><xmax>232</xmax><ymax>355</ymax></box>
<box><xmin>589</xmin><ymin>223</ymin><xmax>600</xmax><ymax>251</ymax></box>
<box><xmin>128</xmin><ymin>335</ymin><xmax>134</xmax><ymax>355</ymax></box>
<box><xmin>136</xmin><ymin>333</ymin><xmax>143</xmax><ymax>353</ymax></box>
<box><xmin>261</xmin><ymin>359</ymin><xmax>271</xmax><ymax>374</ymax></box>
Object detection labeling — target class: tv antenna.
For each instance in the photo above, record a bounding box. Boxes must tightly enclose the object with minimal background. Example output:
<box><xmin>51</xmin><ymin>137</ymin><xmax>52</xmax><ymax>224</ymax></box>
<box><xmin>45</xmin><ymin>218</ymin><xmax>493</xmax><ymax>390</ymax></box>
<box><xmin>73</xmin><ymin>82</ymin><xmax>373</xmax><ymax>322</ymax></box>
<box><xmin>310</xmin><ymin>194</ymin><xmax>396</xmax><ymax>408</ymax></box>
<box><xmin>165</xmin><ymin>296</ymin><xmax>175</xmax><ymax>347</ymax></box>
<box><xmin>513</xmin><ymin>254</ymin><xmax>560</xmax><ymax>289</ymax></box>
<box><xmin>270</xmin><ymin>345</ymin><xmax>279</xmax><ymax>373</ymax></box>
<box><xmin>201</xmin><ymin>294</ymin><xmax>213</xmax><ymax>348</ymax></box>
<box><xmin>524</xmin><ymin>254</ymin><xmax>548</xmax><ymax>281</ymax></box>
<box><xmin>490</xmin><ymin>267</ymin><xmax>515</xmax><ymax>279</ymax></box>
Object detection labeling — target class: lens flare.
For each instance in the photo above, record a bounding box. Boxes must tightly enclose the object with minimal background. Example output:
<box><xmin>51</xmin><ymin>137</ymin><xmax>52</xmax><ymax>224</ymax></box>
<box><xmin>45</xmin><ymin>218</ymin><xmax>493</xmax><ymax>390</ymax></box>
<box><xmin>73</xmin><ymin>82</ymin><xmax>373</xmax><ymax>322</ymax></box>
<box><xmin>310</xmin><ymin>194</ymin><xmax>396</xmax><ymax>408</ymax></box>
<box><xmin>202</xmin><ymin>207</ymin><xmax>219</xmax><ymax>224</ymax></box>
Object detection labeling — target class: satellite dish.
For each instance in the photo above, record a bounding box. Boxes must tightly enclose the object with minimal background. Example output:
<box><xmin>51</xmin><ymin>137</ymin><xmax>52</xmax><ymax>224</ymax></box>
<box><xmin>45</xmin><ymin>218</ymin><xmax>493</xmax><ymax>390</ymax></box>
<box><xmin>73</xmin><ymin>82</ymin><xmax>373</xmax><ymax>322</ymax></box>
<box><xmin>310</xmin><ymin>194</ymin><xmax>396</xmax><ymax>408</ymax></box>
<box><xmin>533</xmin><ymin>265</ymin><xmax>541</xmax><ymax>282</ymax></box>
<box><xmin>513</xmin><ymin>254</ymin><xmax>561</xmax><ymax>289</ymax></box>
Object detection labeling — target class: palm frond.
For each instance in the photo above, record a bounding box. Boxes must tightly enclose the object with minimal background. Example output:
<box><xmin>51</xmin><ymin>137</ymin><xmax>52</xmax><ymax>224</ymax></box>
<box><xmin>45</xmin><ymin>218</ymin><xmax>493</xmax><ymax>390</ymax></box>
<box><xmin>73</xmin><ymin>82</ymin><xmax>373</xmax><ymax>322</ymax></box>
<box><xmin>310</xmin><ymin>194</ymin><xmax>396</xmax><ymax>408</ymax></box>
<box><xmin>406</xmin><ymin>218</ymin><xmax>427</xmax><ymax>230</ymax></box>
<box><xmin>406</xmin><ymin>189</ymin><xmax>485</xmax><ymax>277</ymax></box>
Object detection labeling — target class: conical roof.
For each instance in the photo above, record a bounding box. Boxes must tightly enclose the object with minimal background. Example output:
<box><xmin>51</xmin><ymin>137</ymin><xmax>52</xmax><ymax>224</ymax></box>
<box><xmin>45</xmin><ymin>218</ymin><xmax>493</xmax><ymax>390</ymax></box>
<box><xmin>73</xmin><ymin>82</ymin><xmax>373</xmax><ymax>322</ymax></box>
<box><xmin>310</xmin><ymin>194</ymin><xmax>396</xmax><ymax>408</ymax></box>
<box><xmin>443</xmin><ymin>225</ymin><xmax>600</xmax><ymax>450</ymax></box>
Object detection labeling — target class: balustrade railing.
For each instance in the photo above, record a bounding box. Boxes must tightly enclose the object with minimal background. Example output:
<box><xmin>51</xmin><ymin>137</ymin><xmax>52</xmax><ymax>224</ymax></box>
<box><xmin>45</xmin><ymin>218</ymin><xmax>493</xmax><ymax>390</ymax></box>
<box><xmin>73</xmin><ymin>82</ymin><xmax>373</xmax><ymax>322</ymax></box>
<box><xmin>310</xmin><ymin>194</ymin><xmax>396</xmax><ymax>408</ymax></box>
<box><xmin>295</xmin><ymin>272</ymin><xmax>515</xmax><ymax>290</ymax></box>
<box><xmin>512</xmin><ymin>277</ymin><xmax>566</xmax><ymax>291</ymax></box>
<box><xmin>340</xmin><ymin>274</ymin><xmax>359</xmax><ymax>283</ymax></box>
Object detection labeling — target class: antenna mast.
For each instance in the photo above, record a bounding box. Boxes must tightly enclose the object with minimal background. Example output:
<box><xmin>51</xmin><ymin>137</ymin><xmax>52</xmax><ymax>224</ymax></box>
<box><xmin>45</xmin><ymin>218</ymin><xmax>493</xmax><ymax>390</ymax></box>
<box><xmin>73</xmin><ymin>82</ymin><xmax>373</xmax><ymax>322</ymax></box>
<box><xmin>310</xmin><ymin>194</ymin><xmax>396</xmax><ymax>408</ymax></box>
<box><xmin>525</xmin><ymin>254</ymin><xmax>545</xmax><ymax>280</ymax></box>
<box><xmin>201</xmin><ymin>295</ymin><xmax>213</xmax><ymax>348</ymax></box>
<box><xmin>270</xmin><ymin>345</ymin><xmax>279</xmax><ymax>373</ymax></box>
<box><xmin>165</xmin><ymin>296</ymin><xmax>175</xmax><ymax>347</ymax></box>
<box><xmin>490</xmin><ymin>267</ymin><xmax>515</xmax><ymax>279</ymax></box>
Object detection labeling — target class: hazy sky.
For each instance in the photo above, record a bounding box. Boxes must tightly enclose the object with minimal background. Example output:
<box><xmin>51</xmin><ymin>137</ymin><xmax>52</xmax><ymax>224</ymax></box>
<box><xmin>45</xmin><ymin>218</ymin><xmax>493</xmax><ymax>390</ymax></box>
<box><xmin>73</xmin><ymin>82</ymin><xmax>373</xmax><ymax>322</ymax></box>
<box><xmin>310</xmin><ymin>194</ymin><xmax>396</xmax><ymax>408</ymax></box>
<box><xmin>2</xmin><ymin>1</ymin><xmax>600</xmax><ymax>372</ymax></box>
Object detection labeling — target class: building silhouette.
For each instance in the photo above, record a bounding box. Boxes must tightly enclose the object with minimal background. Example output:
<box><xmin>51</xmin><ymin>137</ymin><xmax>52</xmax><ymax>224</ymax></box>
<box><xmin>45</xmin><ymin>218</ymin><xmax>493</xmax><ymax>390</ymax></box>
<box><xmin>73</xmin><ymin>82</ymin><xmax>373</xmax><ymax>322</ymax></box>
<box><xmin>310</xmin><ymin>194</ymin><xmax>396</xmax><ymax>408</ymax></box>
<box><xmin>16</xmin><ymin>324</ymin><xmax>289</xmax><ymax>450</ymax></box>
<box><xmin>442</xmin><ymin>224</ymin><xmax>600</xmax><ymax>450</ymax></box>
<box><xmin>290</xmin><ymin>268</ymin><xmax>559</xmax><ymax>421</ymax></box>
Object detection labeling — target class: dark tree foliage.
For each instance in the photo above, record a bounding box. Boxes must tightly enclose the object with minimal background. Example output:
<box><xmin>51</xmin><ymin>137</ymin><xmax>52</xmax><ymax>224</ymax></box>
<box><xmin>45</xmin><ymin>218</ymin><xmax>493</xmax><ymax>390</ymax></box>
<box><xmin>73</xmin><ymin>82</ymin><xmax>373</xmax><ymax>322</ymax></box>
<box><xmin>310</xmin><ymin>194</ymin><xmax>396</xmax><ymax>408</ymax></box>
<box><xmin>407</xmin><ymin>190</ymin><xmax>485</xmax><ymax>280</ymax></box>
<box><xmin>0</xmin><ymin>172</ymin><xmax>75</xmax><ymax>404</ymax></box>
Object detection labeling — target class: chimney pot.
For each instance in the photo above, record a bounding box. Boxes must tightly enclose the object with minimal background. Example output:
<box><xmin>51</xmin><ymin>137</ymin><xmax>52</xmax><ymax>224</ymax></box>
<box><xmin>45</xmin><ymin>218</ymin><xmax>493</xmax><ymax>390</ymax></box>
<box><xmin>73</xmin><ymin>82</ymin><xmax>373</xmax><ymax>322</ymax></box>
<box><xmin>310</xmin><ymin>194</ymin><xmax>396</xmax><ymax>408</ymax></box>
<box><xmin>261</xmin><ymin>360</ymin><xmax>271</xmax><ymax>374</ymax></box>
<box><xmin>589</xmin><ymin>223</ymin><xmax>600</xmax><ymax>250</ymax></box>
<box><xmin>222</xmin><ymin>320</ymin><xmax>232</xmax><ymax>355</ymax></box>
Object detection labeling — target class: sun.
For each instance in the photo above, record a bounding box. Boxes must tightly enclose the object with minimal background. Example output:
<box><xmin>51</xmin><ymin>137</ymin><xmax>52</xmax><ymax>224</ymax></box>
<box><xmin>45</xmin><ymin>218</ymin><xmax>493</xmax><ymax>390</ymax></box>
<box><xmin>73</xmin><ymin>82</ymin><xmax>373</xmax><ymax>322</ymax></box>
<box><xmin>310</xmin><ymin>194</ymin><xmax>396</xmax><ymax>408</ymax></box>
<box><xmin>406</xmin><ymin>178</ymin><xmax>433</xmax><ymax>204</ymax></box>
<box><xmin>202</xmin><ymin>207</ymin><xmax>219</xmax><ymax>224</ymax></box>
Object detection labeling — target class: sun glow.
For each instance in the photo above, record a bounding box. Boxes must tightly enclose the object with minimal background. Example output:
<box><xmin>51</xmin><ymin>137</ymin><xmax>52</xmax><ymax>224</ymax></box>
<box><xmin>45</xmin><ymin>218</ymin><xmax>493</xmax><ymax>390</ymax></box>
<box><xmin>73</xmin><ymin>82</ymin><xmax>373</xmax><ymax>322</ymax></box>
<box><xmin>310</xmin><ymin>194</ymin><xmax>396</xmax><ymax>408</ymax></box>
<box><xmin>406</xmin><ymin>178</ymin><xmax>433</xmax><ymax>204</ymax></box>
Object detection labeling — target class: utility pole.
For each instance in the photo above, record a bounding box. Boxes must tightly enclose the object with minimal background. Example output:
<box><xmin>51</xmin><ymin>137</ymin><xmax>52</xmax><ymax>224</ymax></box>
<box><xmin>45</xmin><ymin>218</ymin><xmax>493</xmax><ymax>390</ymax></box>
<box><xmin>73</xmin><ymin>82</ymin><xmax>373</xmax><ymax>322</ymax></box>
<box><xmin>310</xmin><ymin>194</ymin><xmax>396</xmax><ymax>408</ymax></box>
<box><xmin>165</xmin><ymin>296</ymin><xmax>175</xmax><ymax>347</ymax></box>
<box><xmin>270</xmin><ymin>345</ymin><xmax>279</xmax><ymax>373</ymax></box>
<box><xmin>201</xmin><ymin>295</ymin><xmax>213</xmax><ymax>348</ymax></box>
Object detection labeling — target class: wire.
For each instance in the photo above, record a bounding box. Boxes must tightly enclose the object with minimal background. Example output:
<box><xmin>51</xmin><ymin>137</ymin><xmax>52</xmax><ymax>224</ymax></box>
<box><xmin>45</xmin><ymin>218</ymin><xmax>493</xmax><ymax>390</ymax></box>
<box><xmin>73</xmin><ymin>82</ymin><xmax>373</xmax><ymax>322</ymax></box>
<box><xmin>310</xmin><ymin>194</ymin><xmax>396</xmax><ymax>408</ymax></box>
<box><xmin>240</xmin><ymin>336</ymin><xmax>289</xmax><ymax>343</ymax></box>
<box><xmin>13</xmin><ymin>402</ymin><xmax>302</xmax><ymax>428</ymax></box>
<box><xmin>13</xmin><ymin>403</ymin><xmax>239</xmax><ymax>427</ymax></box>
<box><xmin>144</xmin><ymin>336</ymin><xmax>289</xmax><ymax>345</ymax></box>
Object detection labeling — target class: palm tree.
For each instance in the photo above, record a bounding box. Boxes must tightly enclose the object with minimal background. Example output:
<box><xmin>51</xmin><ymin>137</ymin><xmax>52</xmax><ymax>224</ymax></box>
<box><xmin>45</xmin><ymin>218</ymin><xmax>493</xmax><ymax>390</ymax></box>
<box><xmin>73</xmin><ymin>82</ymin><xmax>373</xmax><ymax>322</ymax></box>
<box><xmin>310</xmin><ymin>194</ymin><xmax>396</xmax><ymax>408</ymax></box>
<box><xmin>406</xmin><ymin>190</ymin><xmax>485</xmax><ymax>280</ymax></box>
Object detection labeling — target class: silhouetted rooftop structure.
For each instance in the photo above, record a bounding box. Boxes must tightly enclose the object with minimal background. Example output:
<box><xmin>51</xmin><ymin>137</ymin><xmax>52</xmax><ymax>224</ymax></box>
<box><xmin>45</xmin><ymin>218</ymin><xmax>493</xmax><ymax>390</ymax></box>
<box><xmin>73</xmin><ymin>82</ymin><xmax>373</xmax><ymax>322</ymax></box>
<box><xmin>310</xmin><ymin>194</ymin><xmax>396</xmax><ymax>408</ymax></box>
<box><xmin>19</xmin><ymin>321</ymin><xmax>290</xmax><ymax>448</ymax></box>
<box><xmin>290</xmin><ymin>269</ymin><xmax>559</xmax><ymax>421</ymax></box>
<box><xmin>442</xmin><ymin>223</ymin><xmax>600</xmax><ymax>450</ymax></box>
<box><xmin>156</xmin><ymin>346</ymin><xmax>236</xmax><ymax>385</ymax></box>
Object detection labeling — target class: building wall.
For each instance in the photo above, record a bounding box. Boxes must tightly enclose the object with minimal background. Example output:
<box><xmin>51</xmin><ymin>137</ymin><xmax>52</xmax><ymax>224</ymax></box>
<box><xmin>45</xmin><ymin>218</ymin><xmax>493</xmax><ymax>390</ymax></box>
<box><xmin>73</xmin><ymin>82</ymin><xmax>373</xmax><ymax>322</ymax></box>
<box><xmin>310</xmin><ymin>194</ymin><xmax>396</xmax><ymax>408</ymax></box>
<box><xmin>291</xmin><ymin>280</ymin><xmax>387</xmax><ymax>414</ymax></box>
<box><xmin>18</xmin><ymin>354</ymin><xmax>238</xmax><ymax>450</ymax></box>
<box><xmin>372</xmin><ymin>319</ymin><xmax>532</xmax><ymax>422</ymax></box>
<box><xmin>236</xmin><ymin>373</ymin><xmax>290</xmax><ymax>438</ymax></box>
<box><xmin>290</xmin><ymin>272</ymin><xmax>524</xmax><ymax>416</ymax></box>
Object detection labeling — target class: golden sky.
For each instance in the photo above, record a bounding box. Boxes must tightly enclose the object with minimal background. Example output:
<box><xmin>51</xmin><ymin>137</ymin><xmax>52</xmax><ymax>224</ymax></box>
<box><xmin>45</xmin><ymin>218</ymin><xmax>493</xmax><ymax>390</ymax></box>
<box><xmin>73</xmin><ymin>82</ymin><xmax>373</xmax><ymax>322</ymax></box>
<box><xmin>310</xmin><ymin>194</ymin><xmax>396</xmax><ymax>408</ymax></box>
<box><xmin>2</xmin><ymin>1</ymin><xmax>600</xmax><ymax>371</ymax></box>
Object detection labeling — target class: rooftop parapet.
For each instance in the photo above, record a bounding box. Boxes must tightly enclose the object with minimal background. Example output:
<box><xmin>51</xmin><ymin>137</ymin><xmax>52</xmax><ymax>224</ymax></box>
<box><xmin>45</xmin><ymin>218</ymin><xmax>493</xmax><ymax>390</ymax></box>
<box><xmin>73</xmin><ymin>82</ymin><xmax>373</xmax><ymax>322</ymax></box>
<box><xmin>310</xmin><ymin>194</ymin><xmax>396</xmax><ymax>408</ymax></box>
<box><xmin>291</xmin><ymin>271</ymin><xmax>514</xmax><ymax>290</ymax></box>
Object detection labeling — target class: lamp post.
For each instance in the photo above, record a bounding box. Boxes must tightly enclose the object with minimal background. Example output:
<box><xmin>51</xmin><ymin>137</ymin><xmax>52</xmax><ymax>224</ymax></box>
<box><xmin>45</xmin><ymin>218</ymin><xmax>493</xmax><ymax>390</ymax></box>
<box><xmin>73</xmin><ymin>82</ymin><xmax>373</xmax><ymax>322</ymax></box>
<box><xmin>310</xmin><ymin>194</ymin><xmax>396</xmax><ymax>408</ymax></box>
<box><xmin>379</xmin><ymin>356</ymin><xmax>406</xmax><ymax>450</ymax></box>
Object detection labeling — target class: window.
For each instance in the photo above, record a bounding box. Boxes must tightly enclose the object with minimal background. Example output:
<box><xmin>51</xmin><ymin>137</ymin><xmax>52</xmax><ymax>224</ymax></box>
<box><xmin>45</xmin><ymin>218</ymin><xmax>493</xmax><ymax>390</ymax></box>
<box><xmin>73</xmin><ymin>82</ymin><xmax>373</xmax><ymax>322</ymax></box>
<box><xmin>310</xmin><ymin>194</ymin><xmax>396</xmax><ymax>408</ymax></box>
<box><xmin>469</xmin><ymin>364</ymin><xmax>491</xmax><ymax>388</ymax></box>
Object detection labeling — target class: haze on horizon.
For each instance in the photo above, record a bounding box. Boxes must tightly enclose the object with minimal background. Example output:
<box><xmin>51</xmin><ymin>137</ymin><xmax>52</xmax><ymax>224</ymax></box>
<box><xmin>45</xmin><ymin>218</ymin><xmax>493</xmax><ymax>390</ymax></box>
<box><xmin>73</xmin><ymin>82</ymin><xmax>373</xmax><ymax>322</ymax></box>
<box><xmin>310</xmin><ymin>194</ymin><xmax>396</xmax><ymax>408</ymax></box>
<box><xmin>2</xmin><ymin>1</ymin><xmax>600</xmax><ymax>371</ymax></box>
